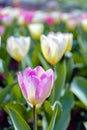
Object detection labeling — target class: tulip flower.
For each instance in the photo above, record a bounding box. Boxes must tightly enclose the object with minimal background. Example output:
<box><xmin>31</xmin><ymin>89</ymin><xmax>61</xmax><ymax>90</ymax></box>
<box><xmin>32</xmin><ymin>11</ymin><xmax>45</xmax><ymax>23</ymax></box>
<box><xmin>6</xmin><ymin>36</ymin><xmax>30</xmax><ymax>62</ymax></box>
<box><xmin>18</xmin><ymin>10</ymin><xmax>34</xmax><ymax>26</ymax></box>
<box><xmin>63</xmin><ymin>33</ymin><xmax>73</xmax><ymax>53</ymax></box>
<box><xmin>56</xmin><ymin>32</ymin><xmax>73</xmax><ymax>53</ymax></box>
<box><xmin>17</xmin><ymin>65</ymin><xmax>54</xmax><ymax>107</ymax></box>
<box><xmin>40</xmin><ymin>34</ymin><xmax>66</xmax><ymax>65</ymax></box>
<box><xmin>45</xmin><ymin>14</ymin><xmax>55</xmax><ymax>25</ymax></box>
<box><xmin>66</xmin><ymin>17</ymin><xmax>79</xmax><ymax>31</ymax></box>
<box><xmin>81</xmin><ymin>18</ymin><xmax>87</xmax><ymax>32</ymax></box>
<box><xmin>28</xmin><ymin>23</ymin><xmax>44</xmax><ymax>40</ymax></box>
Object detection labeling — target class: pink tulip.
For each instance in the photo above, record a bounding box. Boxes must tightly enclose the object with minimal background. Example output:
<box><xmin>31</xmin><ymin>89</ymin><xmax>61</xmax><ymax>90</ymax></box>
<box><xmin>17</xmin><ymin>66</ymin><xmax>54</xmax><ymax>107</ymax></box>
<box><xmin>81</xmin><ymin>13</ymin><xmax>87</xmax><ymax>19</ymax></box>
<box><xmin>0</xmin><ymin>26</ymin><xmax>4</xmax><ymax>36</ymax></box>
<box><xmin>45</xmin><ymin>13</ymin><xmax>55</xmax><ymax>25</ymax></box>
<box><xmin>20</xmin><ymin>10</ymin><xmax>35</xmax><ymax>24</ymax></box>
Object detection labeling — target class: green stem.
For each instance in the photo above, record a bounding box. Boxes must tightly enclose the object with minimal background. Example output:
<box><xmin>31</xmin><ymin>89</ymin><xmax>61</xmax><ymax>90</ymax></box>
<box><xmin>33</xmin><ymin>106</ymin><xmax>37</xmax><ymax>130</ymax></box>
<box><xmin>18</xmin><ymin>61</ymin><xmax>20</xmax><ymax>71</ymax></box>
<box><xmin>53</xmin><ymin>65</ymin><xmax>57</xmax><ymax>81</ymax></box>
<box><xmin>50</xmin><ymin>65</ymin><xmax>56</xmax><ymax>104</ymax></box>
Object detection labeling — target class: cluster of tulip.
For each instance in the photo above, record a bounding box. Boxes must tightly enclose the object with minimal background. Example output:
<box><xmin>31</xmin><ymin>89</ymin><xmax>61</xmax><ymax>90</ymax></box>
<box><xmin>0</xmin><ymin>6</ymin><xmax>87</xmax><ymax>130</ymax></box>
<box><xmin>0</xmin><ymin>9</ymin><xmax>73</xmax><ymax>128</ymax></box>
<box><xmin>0</xmin><ymin>27</ymin><xmax>70</xmax><ymax>107</ymax></box>
<box><xmin>0</xmin><ymin>7</ymin><xmax>87</xmax><ymax>32</ymax></box>
<box><xmin>5</xmin><ymin>32</ymin><xmax>73</xmax><ymax>65</ymax></box>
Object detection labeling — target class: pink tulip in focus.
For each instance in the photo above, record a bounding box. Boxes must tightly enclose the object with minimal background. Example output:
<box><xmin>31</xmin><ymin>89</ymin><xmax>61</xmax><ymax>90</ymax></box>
<box><xmin>17</xmin><ymin>66</ymin><xmax>54</xmax><ymax>107</ymax></box>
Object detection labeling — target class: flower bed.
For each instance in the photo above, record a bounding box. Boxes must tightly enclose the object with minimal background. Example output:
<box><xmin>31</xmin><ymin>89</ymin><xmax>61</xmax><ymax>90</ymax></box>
<box><xmin>0</xmin><ymin>6</ymin><xmax>87</xmax><ymax>130</ymax></box>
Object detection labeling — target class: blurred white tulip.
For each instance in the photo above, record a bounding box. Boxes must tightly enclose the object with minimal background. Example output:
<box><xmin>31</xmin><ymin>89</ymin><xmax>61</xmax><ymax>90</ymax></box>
<box><xmin>6</xmin><ymin>36</ymin><xmax>31</xmax><ymax>62</ymax></box>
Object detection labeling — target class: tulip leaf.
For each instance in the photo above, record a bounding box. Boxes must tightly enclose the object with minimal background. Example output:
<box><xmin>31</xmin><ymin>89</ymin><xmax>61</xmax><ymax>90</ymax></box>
<box><xmin>31</xmin><ymin>43</ymin><xmax>40</xmax><ymax>67</ymax></box>
<box><xmin>0</xmin><ymin>81</ymin><xmax>17</xmax><ymax>105</ymax></box>
<box><xmin>83</xmin><ymin>122</ymin><xmax>87</xmax><ymax>129</ymax></box>
<box><xmin>38</xmin><ymin>53</ymin><xmax>50</xmax><ymax>70</ymax></box>
<box><xmin>0</xmin><ymin>48</ymin><xmax>8</xmax><ymax>60</ymax></box>
<box><xmin>47</xmin><ymin>101</ymin><xmax>62</xmax><ymax>130</ymax></box>
<box><xmin>70</xmin><ymin>76</ymin><xmax>87</xmax><ymax>106</ymax></box>
<box><xmin>44</xmin><ymin>101</ymin><xmax>53</xmax><ymax>117</ymax></box>
<box><xmin>78</xmin><ymin>36</ymin><xmax>87</xmax><ymax>64</ymax></box>
<box><xmin>44</xmin><ymin>100</ymin><xmax>53</xmax><ymax>123</ymax></box>
<box><xmin>5</xmin><ymin>102</ymin><xmax>29</xmax><ymax>120</ymax></box>
<box><xmin>54</xmin><ymin>90</ymin><xmax>74</xmax><ymax>130</ymax></box>
<box><xmin>66</xmin><ymin>57</ymin><xmax>74</xmax><ymax>83</ymax></box>
<box><xmin>55</xmin><ymin>60</ymin><xmax>66</xmax><ymax>100</ymax></box>
<box><xmin>5</xmin><ymin>105</ymin><xmax>31</xmax><ymax>130</ymax></box>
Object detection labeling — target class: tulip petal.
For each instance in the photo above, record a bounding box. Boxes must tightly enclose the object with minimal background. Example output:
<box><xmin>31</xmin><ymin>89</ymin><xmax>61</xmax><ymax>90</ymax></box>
<box><xmin>17</xmin><ymin>65</ymin><xmax>54</xmax><ymax>107</ymax></box>
<box><xmin>6</xmin><ymin>36</ymin><xmax>30</xmax><ymax>62</ymax></box>
<box><xmin>35</xmin><ymin>73</ymin><xmax>53</xmax><ymax>104</ymax></box>
<box><xmin>24</xmin><ymin>76</ymin><xmax>36</xmax><ymax>105</ymax></box>
<box><xmin>35</xmin><ymin>65</ymin><xmax>45</xmax><ymax>78</ymax></box>
<box><xmin>46</xmin><ymin>69</ymin><xmax>54</xmax><ymax>87</ymax></box>
<box><xmin>17</xmin><ymin>72</ymin><xmax>27</xmax><ymax>98</ymax></box>
<box><xmin>24</xmin><ymin>67</ymin><xmax>36</xmax><ymax>77</ymax></box>
<box><xmin>41</xmin><ymin>35</ymin><xmax>66</xmax><ymax>65</ymax></box>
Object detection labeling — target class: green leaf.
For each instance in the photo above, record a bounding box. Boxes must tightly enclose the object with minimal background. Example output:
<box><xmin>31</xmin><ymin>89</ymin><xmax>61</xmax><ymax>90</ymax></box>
<box><xmin>31</xmin><ymin>43</ymin><xmax>40</xmax><ymax>67</ymax></box>
<box><xmin>70</xmin><ymin>76</ymin><xmax>87</xmax><ymax>107</ymax></box>
<box><xmin>78</xmin><ymin>36</ymin><xmax>87</xmax><ymax>64</ymax></box>
<box><xmin>54</xmin><ymin>90</ymin><xmax>74</xmax><ymax>130</ymax></box>
<box><xmin>38</xmin><ymin>53</ymin><xmax>50</xmax><ymax>70</ymax></box>
<box><xmin>0</xmin><ymin>48</ymin><xmax>8</xmax><ymax>60</ymax></box>
<box><xmin>0</xmin><ymin>81</ymin><xmax>17</xmax><ymax>105</ymax></box>
<box><xmin>5</xmin><ymin>102</ymin><xmax>29</xmax><ymax>120</ymax></box>
<box><xmin>75</xmin><ymin>101</ymin><xmax>87</xmax><ymax>110</ymax></box>
<box><xmin>47</xmin><ymin>101</ymin><xmax>62</xmax><ymax>130</ymax></box>
<box><xmin>66</xmin><ymin>57</ymin><xmax>74</xmax><ymax>83</ymax></box>
<box><xmin>55</xmin><ymin>60</ymin><xmax>66</xmax><ymax>100</ymax></box>
<box><xmin>44</xmin><ymin>101</ymin><xmax>53</xmax><ymax>118</ymax></box>
<box><xmin>83</xmin><ymin>122</ymin><xmax>87</xmax><ymax>129</ymax></box>
<box><xmin>5</xmin><ymin>105</ymin><xmax>31</xmax><ymax>130</ymax></box>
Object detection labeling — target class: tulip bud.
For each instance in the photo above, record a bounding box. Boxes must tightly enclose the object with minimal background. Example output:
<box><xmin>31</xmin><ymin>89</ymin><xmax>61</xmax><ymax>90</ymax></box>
<box><xmin>63</xmin><ymin>33</ymin><xmax>73</xmax><ymax>53</ymax></box>
<box><xmin>66</xmin><ymin>18</ymin><xmax>79</xmax><ymax>31</ymax></box>
<box><xmin>6</xmin><ymin>36</ymin><xmax>31</xmax><ymax>62</ymax></box>
<box><xmin>81</xmin><ymin>19</ymin><xmax>87</xmax><ymax>32</ymax></box>
<box><xmin>17</xmin><ymin>66</ymin><xmax>54</xmax><ymax>107</ymax></box>
<box><xmin>28</xmin><ymin>23</ymin><xmax>44</xmax><ymax>40</ymax></box>
<box><xmin>40</xmin><ymin>34</ymin><xmax>66</xmax><ymax>65</ymax></box>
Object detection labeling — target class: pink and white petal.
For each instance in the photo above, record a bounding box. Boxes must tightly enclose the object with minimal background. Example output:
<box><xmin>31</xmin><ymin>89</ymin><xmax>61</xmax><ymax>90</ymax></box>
<box><xmin>46</xmin><ymin>69</ymin><xmax>54</xmax><ymax>87</ymax></box>
<box><xmin>31</xmin><ymin>75</ymin><xmax>40</xmax><ymax>87</ymax></box>
<box><xmin>35</xmin><ymin>66</ymin><xmax>45</xmax><ymax>78</ymax></box>
<box><xmin>17</xmin><ymin>72</ymin><xmax>28</xmax><ymax>98</ymax></box>
<box><xmin>40</xmin><ymin>73</ymin><xmax>47</xmax><ymax>80</ymax></box>
<box><xmin>24</xmin><ymin>67</ymin><xmax>36</xmax><ymax>77</ymax></box>
<box><xmin>35</xmin><ymin>76</ymin><xmax>53</xmax><ymax>104</ymax></box>
<box><xmin>23</xmin><ymin>76</ymin><xmax>36</xmax><ymax>102</ymax></box>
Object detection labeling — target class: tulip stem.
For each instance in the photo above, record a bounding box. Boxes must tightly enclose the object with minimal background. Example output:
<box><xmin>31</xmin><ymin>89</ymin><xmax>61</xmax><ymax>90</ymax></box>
<box><xmin>18</xmin><ymin>62</ymin><xmax>20</xmax><ymax>70</ymax></box>
<box><xmin>50</xmin><ymin>65</ymin><xmax>56</xmax><ymax>104</ymax></box>
<box><xmin>53</xmin><ymin>66</ymin><xmax>56</xmax><ymax>80</ymax></box>
<box><xmin>33</xmin><ymin>106</ymin><xmax>37</xmax><ymax>130</ymax></box>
